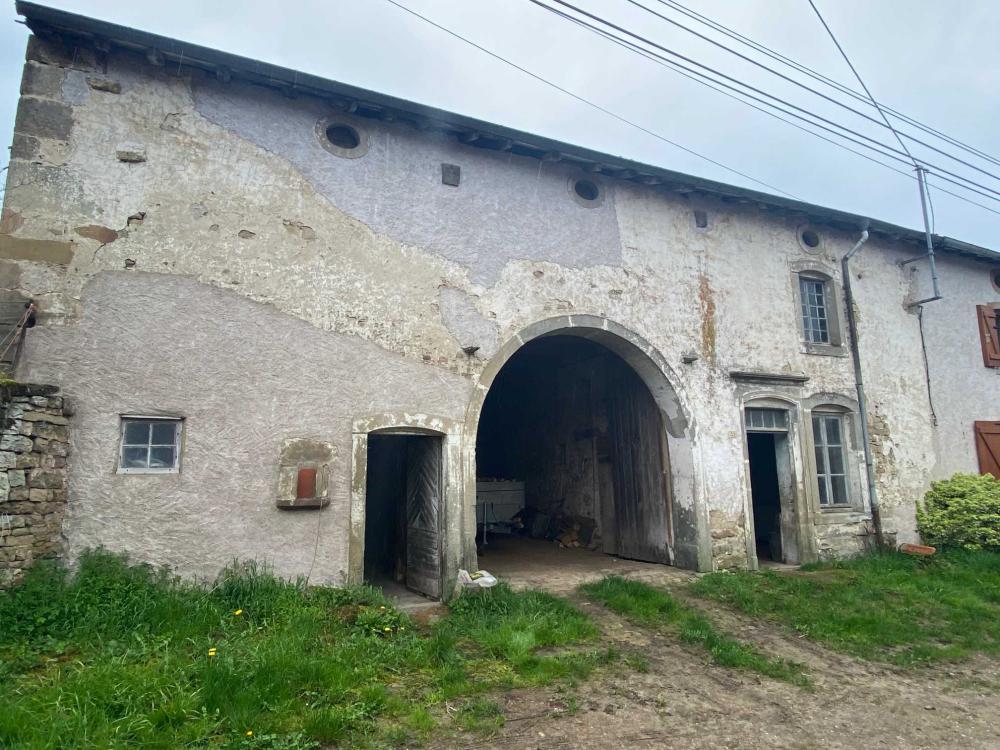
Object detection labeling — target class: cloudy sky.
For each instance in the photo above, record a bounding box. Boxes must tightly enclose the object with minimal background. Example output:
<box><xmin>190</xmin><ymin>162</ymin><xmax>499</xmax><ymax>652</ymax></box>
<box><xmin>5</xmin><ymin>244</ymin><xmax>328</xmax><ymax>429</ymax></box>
<box><xmin>2</xmin><ymin>0</ymin><xmax>999</xmax><ymax>250</ymax></box>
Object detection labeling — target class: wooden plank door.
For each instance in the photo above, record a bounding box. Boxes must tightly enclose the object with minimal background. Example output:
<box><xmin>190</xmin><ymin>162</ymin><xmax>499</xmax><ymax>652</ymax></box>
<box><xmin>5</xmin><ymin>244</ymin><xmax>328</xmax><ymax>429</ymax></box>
<box><xmin>608</xmin><ymin>361</ymin><xmax>672</xmax><ymax>564</ymax></box>
<box><xmin>404</xmin><ymin>437</ymin><xmax>442</xmax><ymax>598</ymax></box>
<box><xmin>975</xmin><ymin>421</ymin><xmax>1000</xmax><ymax>478</ymax></box>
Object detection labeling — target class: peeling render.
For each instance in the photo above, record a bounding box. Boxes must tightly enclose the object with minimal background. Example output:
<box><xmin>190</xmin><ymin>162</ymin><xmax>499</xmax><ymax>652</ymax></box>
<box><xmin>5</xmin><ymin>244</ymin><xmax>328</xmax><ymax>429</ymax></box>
<box><xmin>192</xmin><ymin>79</ymin><xmax>622</xmax><ymax>285</ymax></box>
<box><xmin>0</xmin><ymin>29</ymin><xmax>995</xmax><ymax>585</ymax></box>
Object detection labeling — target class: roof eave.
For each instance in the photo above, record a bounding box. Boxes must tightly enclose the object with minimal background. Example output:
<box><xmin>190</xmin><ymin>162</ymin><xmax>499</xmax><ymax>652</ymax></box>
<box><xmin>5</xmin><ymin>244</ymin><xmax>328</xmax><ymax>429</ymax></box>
<box><xmin>13</xmin><ymin>0</ymin><xmax>999</xmax><ymax>264</ymax></box>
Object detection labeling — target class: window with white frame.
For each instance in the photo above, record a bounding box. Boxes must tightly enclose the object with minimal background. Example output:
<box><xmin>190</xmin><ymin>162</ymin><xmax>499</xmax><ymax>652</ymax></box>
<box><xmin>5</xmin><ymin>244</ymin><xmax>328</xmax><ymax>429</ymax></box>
<box><xmin>799</xmin><ymin>275</ymin><xmax>831</xmax><ymax>344</ymax></box>
<box><xmin>812</xmin><ymin>413</ymin><xmax>848</xmax><ymax>506</ymax></box>
<box><xmin>119</xmin><ymin>417</ymin><xmax>182</xmax><ymax>473</ymax></box>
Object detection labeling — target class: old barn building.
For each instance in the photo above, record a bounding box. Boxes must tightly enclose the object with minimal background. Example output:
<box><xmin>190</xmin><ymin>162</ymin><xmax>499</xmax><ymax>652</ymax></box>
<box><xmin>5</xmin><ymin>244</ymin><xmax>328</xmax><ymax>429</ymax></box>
<box><xmin>1</xmin><ymin>3</ymin><xmax>998</xmax><ymax>595</ymax></box>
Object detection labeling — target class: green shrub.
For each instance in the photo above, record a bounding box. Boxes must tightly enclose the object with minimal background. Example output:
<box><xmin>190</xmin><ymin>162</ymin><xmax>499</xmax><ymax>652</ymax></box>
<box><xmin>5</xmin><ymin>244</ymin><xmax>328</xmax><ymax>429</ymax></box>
<box><xmin>917</xmin><ymin>473</ymin><xmax>1000</xmax><ymax>550</ymax></box>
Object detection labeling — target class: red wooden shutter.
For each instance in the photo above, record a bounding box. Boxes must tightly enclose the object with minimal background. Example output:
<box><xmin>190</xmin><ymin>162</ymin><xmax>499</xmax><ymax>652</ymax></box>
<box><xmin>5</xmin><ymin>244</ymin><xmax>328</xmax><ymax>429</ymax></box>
<box><xmin>977</xmin><ymin>305</ymin><xmax>1000</xmax><ymax>368</ymax></box>
<box><xmin>975</xmin><ymin>422</ymin><xmax>1000</xmax><ymax>478</ymax></box>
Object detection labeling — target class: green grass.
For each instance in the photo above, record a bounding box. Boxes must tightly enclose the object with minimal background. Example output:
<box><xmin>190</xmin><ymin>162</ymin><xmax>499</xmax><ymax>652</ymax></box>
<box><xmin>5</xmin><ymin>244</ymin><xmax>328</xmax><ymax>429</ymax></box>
<box><xmin>691</xmin><ymin>550</ymin><xmax>1000</xmax><ymax>667</ymax></box>
<box><xmin>0</xmin><ymin>550</ymin><xmax>605</xmax><ymax>749</ymax></box>
<box><xmin>581</xmin><ymin>576</ymin><xmax>810</xmax><ymax>686</ymax></box>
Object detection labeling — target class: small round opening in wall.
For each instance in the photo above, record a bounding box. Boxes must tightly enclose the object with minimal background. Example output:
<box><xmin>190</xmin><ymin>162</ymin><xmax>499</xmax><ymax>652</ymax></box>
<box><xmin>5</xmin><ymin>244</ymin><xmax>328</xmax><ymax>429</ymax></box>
<box><xmin>800</xmin><ymin>228</ymin><xmax>821</xmax><ymax>249</ymax></box>
<box><xmin>574</xmin><ymin>179</ymin><xmax>600</xmax><ymax>202</ymax></box>
<box><xmin>325</xmin><ymin>123</ymin><xmax>360</xmax><ymax>150</ymax></box>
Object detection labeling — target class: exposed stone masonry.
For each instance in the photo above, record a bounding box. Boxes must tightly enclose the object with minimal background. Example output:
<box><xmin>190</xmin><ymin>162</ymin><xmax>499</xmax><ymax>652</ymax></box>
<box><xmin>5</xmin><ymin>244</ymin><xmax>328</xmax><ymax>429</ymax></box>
<box><xmin>0</xmin><ymin>383</ymin><xmax>70</xmax><ymax>587</ymax></box>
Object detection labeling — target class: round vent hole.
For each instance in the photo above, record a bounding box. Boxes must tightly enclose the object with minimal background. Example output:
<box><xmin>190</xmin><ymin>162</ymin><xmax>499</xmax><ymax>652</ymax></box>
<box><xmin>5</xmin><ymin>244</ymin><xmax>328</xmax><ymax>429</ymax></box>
<box><xmin>801</xmin><ymin>228</ymin><xmax>820</xmax><ymax>248</ymax></box>
<box><xmin>325</xmin><ymin>123</ymin><xmax>360</xmax><ymax>150</ymax></box>
<box><xmin>574</xmin><ymin>179</ymin><xmax>600</xmax><ymax>201</ymax></box>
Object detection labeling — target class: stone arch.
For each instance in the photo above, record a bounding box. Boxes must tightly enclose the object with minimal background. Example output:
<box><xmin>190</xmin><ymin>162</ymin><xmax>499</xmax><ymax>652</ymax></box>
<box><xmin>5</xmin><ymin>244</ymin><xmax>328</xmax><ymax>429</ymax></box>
<box><xmin>462</xmin><ymin>315</ymin><xmax>710</xmax><ymax>572</ymax></box>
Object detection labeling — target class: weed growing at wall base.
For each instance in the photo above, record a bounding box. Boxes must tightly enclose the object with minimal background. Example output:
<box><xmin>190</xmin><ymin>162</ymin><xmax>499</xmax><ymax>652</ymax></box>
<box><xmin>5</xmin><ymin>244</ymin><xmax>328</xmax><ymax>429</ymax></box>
<box><xmin>0</xmin><ymin>550</ymin><xmax>605</xmax><ymax>749</ymax></box>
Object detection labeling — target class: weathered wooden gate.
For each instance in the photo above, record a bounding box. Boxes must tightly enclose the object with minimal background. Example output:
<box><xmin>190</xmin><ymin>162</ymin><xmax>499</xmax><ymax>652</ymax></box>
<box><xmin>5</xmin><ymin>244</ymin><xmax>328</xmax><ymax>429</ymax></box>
<box><xmin>404</xmin><ymin>437</ymin><xmax>443</xmax><ymax>598</ymax></box>
<box><xmin>607</xmin><ymin>361</ymin><xmax>673</xmax><ymax>564</ymax></box>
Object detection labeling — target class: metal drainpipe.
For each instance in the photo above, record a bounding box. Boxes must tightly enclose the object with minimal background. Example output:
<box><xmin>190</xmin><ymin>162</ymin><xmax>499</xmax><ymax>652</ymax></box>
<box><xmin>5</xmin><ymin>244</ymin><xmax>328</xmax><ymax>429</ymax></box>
<box><xmin>841</xmin><ymin>229</ymin><xmax>884</xmax><ymax>546</ymax></box>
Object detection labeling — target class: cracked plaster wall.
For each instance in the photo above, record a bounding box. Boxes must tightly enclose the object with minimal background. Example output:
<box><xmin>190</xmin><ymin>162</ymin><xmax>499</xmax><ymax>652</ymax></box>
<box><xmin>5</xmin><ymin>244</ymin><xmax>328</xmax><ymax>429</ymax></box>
<box><xmin>0</xmin><ymin>36</ymin><xmax>976</xmax><ymax>577</ymax></box>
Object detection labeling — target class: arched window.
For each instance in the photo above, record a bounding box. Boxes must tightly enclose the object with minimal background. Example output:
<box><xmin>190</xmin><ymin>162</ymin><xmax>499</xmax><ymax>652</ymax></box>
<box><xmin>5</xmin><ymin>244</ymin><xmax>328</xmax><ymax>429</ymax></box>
<box><xmin>803</xmin><ymin>396</ymin><xmax>865</xmax><ymax>512</ymax></box>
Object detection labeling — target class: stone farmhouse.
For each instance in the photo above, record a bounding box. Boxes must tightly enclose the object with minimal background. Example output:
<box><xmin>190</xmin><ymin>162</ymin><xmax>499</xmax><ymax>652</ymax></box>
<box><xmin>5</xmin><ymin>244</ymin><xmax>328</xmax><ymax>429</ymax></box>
<box><xmin>1</xmin><ymin>2</ymin><xmax>998</xmax><ymax>596</ymax></box>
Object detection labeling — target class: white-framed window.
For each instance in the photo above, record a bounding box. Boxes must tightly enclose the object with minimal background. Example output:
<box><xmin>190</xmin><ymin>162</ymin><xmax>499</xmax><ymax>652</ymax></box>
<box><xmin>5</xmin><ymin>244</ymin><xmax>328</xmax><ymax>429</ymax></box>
<box><xmin>799</xmin><ymin>276</ymin><xmax>831</xmax><ymax>344</ymax></box>
<box><xmin>118</xmin><ymin>417</ymin><xmax>182</xmax><ymax>474</ymax></box>
<box><xmin>812</xmin><ymin>413</ymin><xmax>849</xmax><ymax>506</ymax></box>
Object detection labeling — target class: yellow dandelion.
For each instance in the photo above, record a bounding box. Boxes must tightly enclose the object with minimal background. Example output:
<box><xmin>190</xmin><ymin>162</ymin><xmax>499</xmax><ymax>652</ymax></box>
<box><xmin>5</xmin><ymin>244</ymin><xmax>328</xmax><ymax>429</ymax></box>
<box><xmin>233</xmin><ymin>609</ymin><xmax>243</xmax><ymax>616</ymax></box>
<box><xmin>208</xmin><ymin>647</ymin><xmax>217</xmax><ymax>657</ymax></box>
<box><xmin>379</xmin><ymin>606</ymin><xmax>386</xmax><ymax>610</ymax></box>
<box><xmin>246</xmin><ymin>730</ymin><xmax>253</xmax><ymax>737</ymax></box>
<box><xmin>383</xmin><ymin>626</ymin><xmax>392</xmax><ymax>632</ymax></box>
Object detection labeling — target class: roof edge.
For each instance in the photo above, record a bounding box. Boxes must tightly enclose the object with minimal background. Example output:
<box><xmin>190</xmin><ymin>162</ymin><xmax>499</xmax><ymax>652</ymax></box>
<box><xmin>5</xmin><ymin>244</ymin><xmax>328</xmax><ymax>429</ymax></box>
<box><xmin>13</xmin><ymin>1</ymin><xmax>999</xmax><ymax>264</ymax></box>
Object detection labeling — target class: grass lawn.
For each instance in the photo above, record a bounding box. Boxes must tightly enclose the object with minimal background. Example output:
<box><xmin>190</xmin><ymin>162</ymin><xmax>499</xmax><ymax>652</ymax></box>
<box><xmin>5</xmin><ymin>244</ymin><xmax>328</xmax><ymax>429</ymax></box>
<box><xmin>0</xmin><ymin>551</ymin><xmax>608</xmax><ymax>750</ymax></box>
<box><xmin>691</xmin><ymin>550</ymin><xmax>1000</xmax><ymax>666</ymax></box>
<box><xmin>580</xmin><ymin>576</ymin><xmax>811</xmax><ymax>687</ymax></box>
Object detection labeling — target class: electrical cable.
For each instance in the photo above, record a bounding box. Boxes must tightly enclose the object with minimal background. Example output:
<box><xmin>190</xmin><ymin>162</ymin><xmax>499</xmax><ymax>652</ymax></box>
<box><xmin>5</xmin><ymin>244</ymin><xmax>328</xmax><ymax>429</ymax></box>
<box><xmin>652</xmin><ymin>0</ymin><xmax>1000</xmax><ymax>170</ymax></box>
<box><xmin>805</xmin><ymin>0</ymin><xmax>916</xmax><ymax>166</ymax></box>
<box><xmin>537</xmin><ymin>0</ymin><xmax>1000</xmax><ymax>197</ymax></box>
<box><xmin>529</xmin><ymin>0</ymin><xmax>1000</xmax><ymax>205</ymax></box>
<box><xmin>549</xmin><ymin>6</ymin><xmax>1000</xmax><ymax>216</ymax></box>
<box><xmin>380</xmin><ymin>0</ymin><xmax>798</xmax><ymax>197</ymax></box>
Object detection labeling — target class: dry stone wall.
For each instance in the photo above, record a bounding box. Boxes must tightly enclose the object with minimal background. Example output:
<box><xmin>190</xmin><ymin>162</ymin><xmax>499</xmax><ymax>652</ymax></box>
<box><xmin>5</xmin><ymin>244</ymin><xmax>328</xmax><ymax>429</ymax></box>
<box><xmin>0</xmin><ymin>383</ymin><xmax>70</xmax><ymax>587</ymax></box>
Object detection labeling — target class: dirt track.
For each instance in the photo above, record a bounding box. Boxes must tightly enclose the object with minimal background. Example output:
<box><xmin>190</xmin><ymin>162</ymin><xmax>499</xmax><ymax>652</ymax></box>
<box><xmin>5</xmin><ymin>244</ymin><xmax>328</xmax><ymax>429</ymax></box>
<box><xmin>435</xmin><ymin>584</ymin><xmax>1000</xmax><ymax>750</ymax></box>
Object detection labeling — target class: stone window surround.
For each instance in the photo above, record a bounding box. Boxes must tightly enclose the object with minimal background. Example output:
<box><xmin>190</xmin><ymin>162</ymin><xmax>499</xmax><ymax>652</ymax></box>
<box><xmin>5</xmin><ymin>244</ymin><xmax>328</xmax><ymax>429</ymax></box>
<box><xmin>790</xmin><ymin>261</ymin><xmax>847</xmax><ymax>358</ymax></box>
<box><xmin>738</xmin><ymin>393</ymin><xmax>818</xmax><ymax>568</ymax></box>
<box><xmin>800</xmin><ymin>393</ymin><xmax>869</xmax><ymax>519</ymax></box>
<box><xmin>116</xmin><ymin>414</ymin><xmax>183</xmax><ymax>475</ymax></box>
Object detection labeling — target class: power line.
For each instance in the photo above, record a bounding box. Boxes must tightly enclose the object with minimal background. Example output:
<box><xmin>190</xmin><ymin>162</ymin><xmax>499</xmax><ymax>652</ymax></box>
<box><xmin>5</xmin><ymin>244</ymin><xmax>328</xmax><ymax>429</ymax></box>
<box><xmin>551</xmin><ymin>0</ymin><xmax>1000</xmax><ymax>192</ymax></box>
<box><xmin>379</xmin><ymin>0</ymin><xmax>798</xmax><ymax>197</ymax></box>
<box><xmin>805</xmin><ymin>0</ymin><xmax>916</xmax><ymax>166</ymax></box>
<box><xmin>546</xmin><ymin>5</ymin><xmax>1000</xmax><ymax>216</ymax></box>
<box><xmin>653</xmin><ymin>0</ymin><xmax>1000</xmax><ymax>170</ymax></box>
<box><xmin>530</xmin><ymin>0</ymin><xmax>1000</xmax><ymax>203</ymax></box>
<box><xmin>538</xmin><ymin>2</ymin><xmax>1000</xmax><ymax>216</ymax></box>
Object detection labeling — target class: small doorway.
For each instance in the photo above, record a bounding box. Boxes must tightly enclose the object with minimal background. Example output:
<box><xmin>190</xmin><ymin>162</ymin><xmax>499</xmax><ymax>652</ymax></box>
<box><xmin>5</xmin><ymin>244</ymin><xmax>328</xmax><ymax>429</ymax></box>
<box><xmin>745</xmin><ymin>408</ymin><xmax>799</xmax><ymax>565</ymax></box>
<box><xmin>364</xmin><ymin>434</ymin><xmax>443</xmax><ymax>599</ymax></box>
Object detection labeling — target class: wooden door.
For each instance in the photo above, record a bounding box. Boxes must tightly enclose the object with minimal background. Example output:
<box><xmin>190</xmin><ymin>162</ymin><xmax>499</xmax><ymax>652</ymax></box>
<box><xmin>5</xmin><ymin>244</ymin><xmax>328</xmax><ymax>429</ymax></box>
<box><xmin>975</xmin><ymin>421</ymin><xmax>1000</xmax><ymax>478</ymax></box>
<box><xmin>404</xmin><ymin>437</ymin><xmax>442</xmax><ymax>598</ymax></box>
<box><xmin>607</xmin><ymin>361</ymin><xmax>672</xmax><ymax>564</ymax></box>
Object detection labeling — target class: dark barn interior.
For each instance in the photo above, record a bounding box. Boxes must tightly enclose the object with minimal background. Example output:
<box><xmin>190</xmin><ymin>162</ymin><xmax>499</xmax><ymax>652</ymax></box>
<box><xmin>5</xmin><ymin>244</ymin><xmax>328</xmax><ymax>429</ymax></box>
<box><xmin>476</xmin><ymin>335</ymin><xmax>673</xmax><ymax>567</ymax></box>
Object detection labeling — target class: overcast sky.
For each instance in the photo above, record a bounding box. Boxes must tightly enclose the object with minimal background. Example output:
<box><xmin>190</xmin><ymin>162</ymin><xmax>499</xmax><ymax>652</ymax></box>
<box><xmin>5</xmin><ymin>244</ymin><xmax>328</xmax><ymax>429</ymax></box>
<box><xmin>2</xmin><ymin>0</ymin><xmax>999</xmax><ymax>250</ymax></box>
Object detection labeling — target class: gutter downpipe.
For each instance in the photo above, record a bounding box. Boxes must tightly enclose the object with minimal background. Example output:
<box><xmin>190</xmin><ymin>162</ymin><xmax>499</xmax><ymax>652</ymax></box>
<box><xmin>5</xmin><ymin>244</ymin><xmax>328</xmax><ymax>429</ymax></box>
<box><xmin>841</xmin><ymin>229</ymin><xmax>884</xmax><ymax>547</ymax></box>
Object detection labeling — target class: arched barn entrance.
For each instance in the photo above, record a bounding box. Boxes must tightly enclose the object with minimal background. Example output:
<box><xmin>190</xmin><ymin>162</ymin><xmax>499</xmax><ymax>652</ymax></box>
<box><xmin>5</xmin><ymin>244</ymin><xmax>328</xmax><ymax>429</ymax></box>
<box><xmin>467</xmin><ymin>317</ymin><xmax>706</xmax><ymax>580</ymax></box>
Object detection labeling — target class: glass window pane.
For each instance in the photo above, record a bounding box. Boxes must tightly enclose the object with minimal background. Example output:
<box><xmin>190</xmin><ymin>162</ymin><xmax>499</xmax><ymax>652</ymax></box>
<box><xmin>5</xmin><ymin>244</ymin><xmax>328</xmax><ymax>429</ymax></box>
<box><xmin>824</xmin><ymin>418</ymin><xmax>842</xmax><ymax>445</ymax></box>
<box><xmin>814</xmin><ymin>446</ymin><xmax>826</xmax><ymax>474</ymax></box>
<box><xmin>122</xmin><ymin>446</ymin><xmax>148</xmax><ymax>468</ymax></box>
<box><xmin>124</xmin><ymin>421</ymin><xmax>149</xmax><ymax>445</ymax></box>
<box><xmin>817</xmin><ymin>477</ymin><xmax>829</xmax><ymax>505</ymax></box>
<box><xmin>151</xmin><ymin>422</ymin><xmax>177</xmax><ymax>445</ymax></box>
<box><xmin>828</xmin><ymin>446</ymin><xmax>845</xmax><ymax>475</ymax></box>
<box><xmin>831</xmin><ymin>475</ymin><xmax>848</xmax><ymax>504</ymax></box>
<box><xmin>149</xmin><ymin>446</ymin><xmax>175</xmax><ymax>468</ymax></box>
